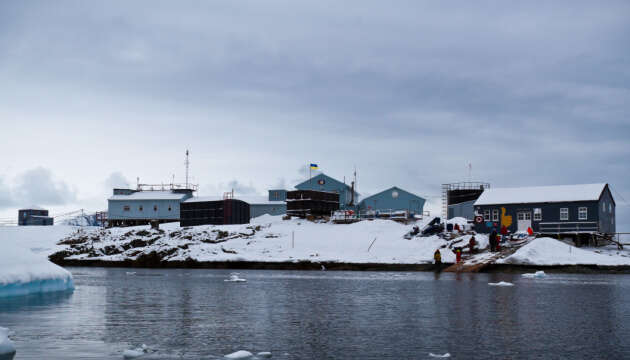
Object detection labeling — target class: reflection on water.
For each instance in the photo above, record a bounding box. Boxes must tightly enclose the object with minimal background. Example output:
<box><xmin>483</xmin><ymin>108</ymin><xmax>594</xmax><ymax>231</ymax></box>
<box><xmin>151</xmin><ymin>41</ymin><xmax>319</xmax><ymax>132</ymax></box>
<box><xmin>0</xmin><ymin>268</ymin><xmax>628</xmax><ymax>359</ymax></box>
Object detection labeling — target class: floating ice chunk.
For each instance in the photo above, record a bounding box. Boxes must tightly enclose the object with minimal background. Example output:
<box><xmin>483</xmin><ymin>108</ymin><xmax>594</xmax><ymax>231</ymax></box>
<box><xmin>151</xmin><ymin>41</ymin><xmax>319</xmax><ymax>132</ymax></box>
<box><xmin>0</xmin><ymin>242</ymin><xmax>74</xmax><ymax>298</ymax></box>
<box><xmin>522</xmin><ymin>271</ymin><xmax>546</xmax><ymax>278</ymax></box>
<box><xmin>224</xmin><ymin>273</ymin><xmax>246</xmax><ymax>282</ymax></box>
<box><xmin>429</xmin><ymin>353</ymin><xmax>451</xmax><ymax>358</ymax></box>
<box><xmin>126</xmin><ymin>272</ymin><xmax>136</xmax><ymax>276</ymax></box>
<box><xmin>257</xmin><ymin>351</ymin><xmax>272</xmax><ymax>358</ymax></box>
<box><xmin>0</xmin><ymin>327</ymin><xmax>16</xmax><ymax>358</ymax></box>
<box><xmin>488</xmin><ymin>281</ymin><xmax>514</xmax><ymax>286</ymax></box>
<box><xmin>122</xmin><ymin>344</ymin><xmax>147</xmax><ymax>359</ymax></box>
<box><xmin>224</xmin><ymin>350</ymin><xmax>253</xmax><ymax>359</ymax></box>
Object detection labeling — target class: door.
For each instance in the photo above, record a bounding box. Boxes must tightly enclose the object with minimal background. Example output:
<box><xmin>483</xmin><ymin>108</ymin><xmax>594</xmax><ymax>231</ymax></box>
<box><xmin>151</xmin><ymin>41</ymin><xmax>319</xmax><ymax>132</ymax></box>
<box><xmin>517</xmin><ymin>211</ymin><xmax>531</xmax><ymax>232</ymax></box>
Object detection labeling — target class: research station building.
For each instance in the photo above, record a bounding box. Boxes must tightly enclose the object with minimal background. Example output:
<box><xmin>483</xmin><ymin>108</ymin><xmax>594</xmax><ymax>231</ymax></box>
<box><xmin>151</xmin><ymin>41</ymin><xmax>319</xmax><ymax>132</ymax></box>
<box><xmin>18</xmin><ymin>208</ymin><xmax>53</xmax><ymax>226</ymax></box>
<box><xmin>107</xmin><ymin>188</ymin><xmax>194</xmax><ymax>227</ymax></box>
<box><xmin>473</xmin><ymin>183</ymin><xmax>616</xmax><ymax>235</ymax></box>
<box><xmin>294</xmin><ymin>173</ymin><xmax>359</xmax><ymax>209</ymax></box>
<box><xmin>358</xmin><ymin>186</ymin><xmax>425</xmax><ymax>216</ymax></box>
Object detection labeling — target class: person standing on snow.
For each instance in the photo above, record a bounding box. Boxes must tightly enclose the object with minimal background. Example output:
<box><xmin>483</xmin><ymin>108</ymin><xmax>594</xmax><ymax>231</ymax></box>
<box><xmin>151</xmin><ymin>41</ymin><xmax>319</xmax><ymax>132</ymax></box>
<box><xmin>434</xmin><ymin>249</ymin><xmax>442</xmax><ymax>266</ymax></box>
<box><xmin>469</xmin><ymin>235</ymin><xmax>477</xmax><ymax>254</ymax></box>
<box><xmin>489</xmin><ymin>229</ymin><xmax>498</xmax><ymax>252</ymax></box>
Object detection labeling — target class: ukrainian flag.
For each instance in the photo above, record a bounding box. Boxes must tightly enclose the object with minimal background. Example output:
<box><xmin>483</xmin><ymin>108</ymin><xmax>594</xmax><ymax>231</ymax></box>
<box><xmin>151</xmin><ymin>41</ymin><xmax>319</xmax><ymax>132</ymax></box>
<box><xmin>310</xmin><ymin>163</ymin><xmax>319</xmax><ymax>170</ymax></box>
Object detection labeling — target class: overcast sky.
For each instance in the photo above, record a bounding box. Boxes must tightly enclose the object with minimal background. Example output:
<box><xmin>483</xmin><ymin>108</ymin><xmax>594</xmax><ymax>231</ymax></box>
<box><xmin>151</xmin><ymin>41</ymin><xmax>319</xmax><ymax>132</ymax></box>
<box><xmin>0</xmin><ymin>1</ymin><xmax>628</xmax><ymax>228</ymax></box>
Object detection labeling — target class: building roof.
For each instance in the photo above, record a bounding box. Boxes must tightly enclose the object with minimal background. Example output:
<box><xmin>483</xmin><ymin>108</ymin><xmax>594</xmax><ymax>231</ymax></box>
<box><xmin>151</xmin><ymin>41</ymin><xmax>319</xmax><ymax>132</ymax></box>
<box><xmin>19</xmin><ymin>206</ymin><xmax>46</xmax><ymax>211</ymax></box>
<box><xmin>474</xmin><ymin>183</ymin><xmax>609</xmax><ymax>206</ymax></box>
<box><xmin>359</xmin><ymin>186</ymin><xmax>426</xmax><ymax>203</ymax></box>
<box><xmin>108</xmin><ymin>191</ymin><xmax>189</xmax><ymax>201</ymax></box>
<box><xmin>294</xmin><ymin>173</ymin><xmax>359</xmax><ymax>195</ymax></box>
<box><xmin>185</xmin><ymin>195</ymin><xmax>285</xmax><ymax>205</ymax></box>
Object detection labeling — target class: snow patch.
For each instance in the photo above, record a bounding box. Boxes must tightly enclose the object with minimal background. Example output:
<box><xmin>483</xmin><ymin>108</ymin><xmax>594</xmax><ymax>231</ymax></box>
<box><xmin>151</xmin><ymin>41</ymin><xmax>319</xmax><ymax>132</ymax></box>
<box><xmin>488</xmin><ymin>281</ymin><xmax>514</xmax><ymax>287</ymax></box>
<box><xmin>498</xmin><ymin>237</ymin><xmax>630</xmax><ymax>266</ymax></box>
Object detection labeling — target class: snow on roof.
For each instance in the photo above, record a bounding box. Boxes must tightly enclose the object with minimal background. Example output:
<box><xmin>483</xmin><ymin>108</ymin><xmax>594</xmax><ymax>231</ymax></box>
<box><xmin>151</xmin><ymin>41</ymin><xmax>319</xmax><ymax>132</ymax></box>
<box><xmin>108</xmin><ymin>191</ymin><xmax>188</xmax><ymax>201</ymax></box>
<box><xmin>185</xmin><ymin>195</ymin><xmax>285</xmax><ymax>205</ymax></box>
<box><xmin>19</xmin><ymin>206</ymin><xmax>46</xmax><ymax>211</ymax></box>
<box><xmin>474</xmin><ymin>183</ymin><xmax>607</xmax><ymax>206</ymax></box>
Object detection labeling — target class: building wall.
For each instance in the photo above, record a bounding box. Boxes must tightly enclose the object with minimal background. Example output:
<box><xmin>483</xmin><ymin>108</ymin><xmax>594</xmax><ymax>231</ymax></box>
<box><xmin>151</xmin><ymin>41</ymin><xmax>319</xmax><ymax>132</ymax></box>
<box><xmin>18</xmin><ymin>209</ymin><xmax>50</xmax><ymax>226</ymax></box>
<box><xmin>108</xmin><ymin>199</ymin><xmax>184</xmax><ymax>220</ymax></box>
<box><xmin>250</xmin><ymin>203</ymin><xmax>287</xmax><ymax>218</ymax></box>
<box><xmin>358</xmin><ymin>187</ymin><xmax>425</xmax><ymax>214</ymax></box>
<box><xmin>448</xmin><ymin>200</ymin><xmax>476</xmax><ymax>220</ymax></box>
<box><xmin>294</xmin><ymin>174</ymin><xmax>358</xmax><ymax>209</ymax></box>
<box><xmin>598</xmin><ymin>186</ymin><xmax>616</xmax><ymax>234</ymax></box>
<box><xmin>473</xmin><ymin>201</ymin><xmax>602</xmax><ymax>234</ymax></box>
<box><xmin>268</xmin><ymin>190</ymin><xmax>287</xmax><ymax>202</ymax></box>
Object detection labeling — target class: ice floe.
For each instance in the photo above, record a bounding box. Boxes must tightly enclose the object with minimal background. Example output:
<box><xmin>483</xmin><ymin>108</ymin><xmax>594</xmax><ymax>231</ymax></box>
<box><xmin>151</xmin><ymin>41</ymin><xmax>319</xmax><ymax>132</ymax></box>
<box><xmin>224</xmin><ymin>273</ymin><xmax>247</xmax><ymax>282</ymax></box>
<box><xmin>0</xmin><ymin>327</ymin><xmax>16</xmax><ymax>358</ymax></box>
<box><xmin>224</xmin><ymin>350</ymin><xmax>253</xmax><ymax>359</ymax></box>
<box><xmin>488</xmin><ymin>281</ymin><xmax>514</xmax><ymax>286</ymax></box>
<box><xmin>0</xmin><ymin>241</ymin><xmax>74</xmax><ymax>298</ymax></box>
<box><xmin>522</xmin><ymin>271</ymin><xmax>546</xmax><ymax>278</ymax></box>
<box><xmin>429</xmin><ymin>353</ymin><xmax>451</xmax><ymax>358</ymax></box>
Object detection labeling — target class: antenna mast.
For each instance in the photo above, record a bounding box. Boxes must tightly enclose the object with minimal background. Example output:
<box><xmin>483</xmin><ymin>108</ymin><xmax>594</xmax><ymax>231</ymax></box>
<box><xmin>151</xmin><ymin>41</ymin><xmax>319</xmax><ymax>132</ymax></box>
<box><xmin>185</xmin><ymin>149</ymin><xmax>190</xmax><ymax>189</ymax></box>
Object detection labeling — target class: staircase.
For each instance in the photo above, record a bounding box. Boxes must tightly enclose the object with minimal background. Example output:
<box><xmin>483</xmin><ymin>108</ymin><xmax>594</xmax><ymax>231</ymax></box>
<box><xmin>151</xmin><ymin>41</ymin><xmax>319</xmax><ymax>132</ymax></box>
<box><xmin>443</xmin><ymin>238</ymin><xmax>533</xmax><ymax>273</ymax></box>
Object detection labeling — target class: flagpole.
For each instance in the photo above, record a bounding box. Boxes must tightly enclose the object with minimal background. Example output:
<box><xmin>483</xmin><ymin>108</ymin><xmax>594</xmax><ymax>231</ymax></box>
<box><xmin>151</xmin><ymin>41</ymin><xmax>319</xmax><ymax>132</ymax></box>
<box><xmin>309</xmin><ymin>162</ymin><xmax>312</xmax><ymax>190</ymax></box>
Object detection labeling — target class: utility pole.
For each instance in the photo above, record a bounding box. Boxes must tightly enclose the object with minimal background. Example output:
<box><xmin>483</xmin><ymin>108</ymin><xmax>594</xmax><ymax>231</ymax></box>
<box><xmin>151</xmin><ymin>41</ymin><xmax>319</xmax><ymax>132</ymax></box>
<box><xmin>185</xmin><ymin>149</ymin><xmax>190</xmax><ymax>189</ymax></box>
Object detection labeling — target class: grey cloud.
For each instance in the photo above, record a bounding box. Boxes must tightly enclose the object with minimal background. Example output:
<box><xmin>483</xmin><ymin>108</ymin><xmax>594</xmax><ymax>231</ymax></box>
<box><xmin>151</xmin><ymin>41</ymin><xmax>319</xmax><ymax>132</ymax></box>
<box><xmin>12</xmin><ymin>167</ymin><xmax>77</xmax><ymax>206</ymax></box>
<box><xmin>0</xmin><ymin>177</ymin><xmax>15</xmax><ymax>209</ymax></box>
<box><xmin>104</xmin><ymin>172</ymin><xmax>130</xmax><ymax>190</ymax></box>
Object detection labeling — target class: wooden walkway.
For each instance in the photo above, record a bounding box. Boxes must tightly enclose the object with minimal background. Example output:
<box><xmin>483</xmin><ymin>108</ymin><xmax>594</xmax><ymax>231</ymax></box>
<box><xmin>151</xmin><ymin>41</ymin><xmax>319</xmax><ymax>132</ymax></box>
<box><xmin>443</xmin><ymin>239</ymin><xmax>533</xmax><ymax>273</ymax></box>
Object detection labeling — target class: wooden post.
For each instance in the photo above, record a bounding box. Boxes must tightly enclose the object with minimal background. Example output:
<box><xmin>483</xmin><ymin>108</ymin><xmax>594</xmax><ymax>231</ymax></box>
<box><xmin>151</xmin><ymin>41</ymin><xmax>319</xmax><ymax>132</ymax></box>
<box><xmin>292</xmin><ymin>231</ymin><xmax>295</xmax><ymax>249</ymax></box>
<box><xmin>367</xmin><ymin>237</ymin><xmax>377</xmax><ymax>252</ymax></box>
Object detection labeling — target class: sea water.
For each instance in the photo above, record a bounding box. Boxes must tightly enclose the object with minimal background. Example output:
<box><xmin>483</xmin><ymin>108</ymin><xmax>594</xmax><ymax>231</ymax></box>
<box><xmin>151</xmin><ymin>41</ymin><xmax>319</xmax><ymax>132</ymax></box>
<box><xmin>0</xmin><ymin>268</ymin><xmax>629</xmax><ymax>359</ymax></box>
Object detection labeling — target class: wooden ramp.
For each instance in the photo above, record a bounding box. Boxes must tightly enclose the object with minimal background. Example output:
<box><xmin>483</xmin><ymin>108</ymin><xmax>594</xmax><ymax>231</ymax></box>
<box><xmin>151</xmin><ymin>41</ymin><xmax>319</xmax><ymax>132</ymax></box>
<box><xmin>443</xmin><ymin>239</ymin><xmax>533</xmax><ymax>273</ymax></box>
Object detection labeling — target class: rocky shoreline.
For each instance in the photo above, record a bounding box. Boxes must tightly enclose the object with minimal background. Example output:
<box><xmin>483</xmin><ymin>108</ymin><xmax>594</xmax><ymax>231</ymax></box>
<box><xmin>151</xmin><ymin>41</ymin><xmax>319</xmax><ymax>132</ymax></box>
<box><xmin>50</xmin><ymin>258</ymin><xmax>630</xmax><ymax>274</ymax></box>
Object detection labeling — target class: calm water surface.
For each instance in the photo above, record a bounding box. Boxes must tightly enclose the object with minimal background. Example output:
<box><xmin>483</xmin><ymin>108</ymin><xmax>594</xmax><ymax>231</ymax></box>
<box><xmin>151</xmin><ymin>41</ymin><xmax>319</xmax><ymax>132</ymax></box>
<box><xmin>0</xmin><ymin>268</ymin><xmax>629</xmax><ymax>359</ymax></box>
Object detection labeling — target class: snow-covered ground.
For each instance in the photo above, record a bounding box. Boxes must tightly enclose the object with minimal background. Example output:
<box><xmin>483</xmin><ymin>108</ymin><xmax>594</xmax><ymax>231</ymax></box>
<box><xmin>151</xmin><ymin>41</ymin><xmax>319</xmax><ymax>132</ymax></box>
<box><xmin>54</xmin><ymin>215</ymin><xmax>459</xmax><ymax>264</ymax></box>
<box><xmin>0</xmin><ymin>226</ymin><xmax>76</xmax><ymax>297</ymax></box>
<box><xmin>2</xmin><ymin>217</ymin><xmax>630</xmax><ymax>269</ymax></box>
<box><xmin>497</xmin><ymin>237</ymin><xmax>630</xmax><ymax>266</ymax></box>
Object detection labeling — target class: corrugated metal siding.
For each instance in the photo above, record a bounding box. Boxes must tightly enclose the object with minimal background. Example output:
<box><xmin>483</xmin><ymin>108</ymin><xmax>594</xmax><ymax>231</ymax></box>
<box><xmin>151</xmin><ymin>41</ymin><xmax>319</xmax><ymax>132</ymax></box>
<box><xmin>448</xmin><ymin>200</ymin><xmax>476</xmax><ymax>220</ymax></box>
<box><xmin>358</xmin><ymin>187</ymin><xmax>425</xmax><ymax>214</ymax></box>
<box><xmin>250</xmin><ymin>203</ymin><xmax>286</xmax><ymax>218</ymax></box>
<box><xmin>108</xmin><ymin>199</ymin><xmax>183</xmax><ymax>220</ymax></box>
<box><xmin>180</xmin><ymin>199</ymin><xmax>250</xmax><ymax>226</ymax></box>
<box><xmin>473</xmin><ymin>201</ymin><xmax>601</xmax><ymax>234</ymax></box>
<box><xmin>294</xmin><ymin>174</ymin><xmax>357</xmax><ymax>209</ymax></box>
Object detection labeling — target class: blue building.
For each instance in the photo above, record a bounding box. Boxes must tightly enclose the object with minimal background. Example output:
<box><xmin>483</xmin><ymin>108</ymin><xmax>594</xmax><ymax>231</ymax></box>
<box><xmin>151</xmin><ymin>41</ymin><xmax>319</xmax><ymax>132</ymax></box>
<box><xmin>108</xmin><ymin>188</ymin><xmax>194</xmax><ymax>227</ymax></box>
<box><xmin>18</xmin><ymin>208</ymin><xmax>53</xmax><ymax>226</ymax></box>
<box><xmin>294</xmin><ymin>173</ymin><xmax>359</xmax><ymax>209</ymax></box>
<box><xmin>473</xmin><ymin>183</ymin><xmax>616</xmax><ymax>235</ymax></box>
<box><xmin>358</xmin><ymin>186</ymin><xmax>425</xmax><ymax>216</ymax></box>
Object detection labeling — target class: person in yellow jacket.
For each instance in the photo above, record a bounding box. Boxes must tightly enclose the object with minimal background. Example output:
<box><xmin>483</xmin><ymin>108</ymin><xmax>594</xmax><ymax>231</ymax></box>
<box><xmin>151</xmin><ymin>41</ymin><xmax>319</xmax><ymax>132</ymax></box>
<box><xmin>434</xmin><ymin>249</ymin><xmax>442</xmax><ymax>265</ymax></box>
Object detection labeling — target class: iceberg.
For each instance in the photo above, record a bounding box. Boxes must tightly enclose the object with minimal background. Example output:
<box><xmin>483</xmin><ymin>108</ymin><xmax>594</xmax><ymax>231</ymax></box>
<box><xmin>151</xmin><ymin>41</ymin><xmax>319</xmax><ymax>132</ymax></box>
<box><xmin>0</xmin><ymin>241</ymin><xmax>74</xmax><ymax>298</ymax></box>
<box><xmin>488</xmin><ymin>281</ymin><xmax>514</xmax><ymax>287</ymax></box>
<box><xmin>224</xmin><ymin>350</ymin><xmax>253</xmax><ymax>359</ymax></box>
<box><xmin>0</xmin><ymin>327</ymin><xmax>16</xmax><ymax>359</ymax></box>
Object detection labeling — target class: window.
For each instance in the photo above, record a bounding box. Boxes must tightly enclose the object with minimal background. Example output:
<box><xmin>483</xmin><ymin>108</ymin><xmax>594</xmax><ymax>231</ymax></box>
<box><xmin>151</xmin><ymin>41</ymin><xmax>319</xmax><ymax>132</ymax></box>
<box><xmin>578</xmin><ymin>207</ymin><xmax>587</xmax><ymax>220</ymax></box>
<box><xmin>560</xmin><ymin>208</ymin><xmax>568</xmax><ymax>221</ymax></box>
<box><xmin>602</xmin><ymin>203</ymin><xmax>606</xmax><ymax>212</ymax></box>
<box><xmin>609</xmin><ymin>203</ymin><xmax>612</xmax><ymax>213</ymax></box>
<box><xmin>492</xmin><ymin>209</ymin><xmax>499</xmax><ymax>222</ymax></box>
<box><xmin>123</xmin><ymin>205</ymin><xmax>130</xmax><ymax>211</ymax></box>
<box><xmin>154</xmin><ymin>205</ymin><xmax>158</xmax><ymax>212</ymax></box>
<box><xmin>139</xmin><ymin>206</ymin><xmax>143</xmax><ymax>211</ymax></box>
<box><xmin>483</xmin><ymin>210</ymin><xmax>490</xmax><ymax>221</ymax></box>
<box><xmin>534</xmin><ymin>208</ymin><xmax>542</xmax><ymax>221</ymax></box>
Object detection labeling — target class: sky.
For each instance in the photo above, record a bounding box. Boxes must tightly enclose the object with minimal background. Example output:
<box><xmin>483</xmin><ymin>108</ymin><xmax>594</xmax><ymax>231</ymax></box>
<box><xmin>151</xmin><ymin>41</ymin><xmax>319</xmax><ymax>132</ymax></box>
<box><xmin>0</xmin><ymin>1</ymin><xmax>628</xmax><ymax>229</ymax></box>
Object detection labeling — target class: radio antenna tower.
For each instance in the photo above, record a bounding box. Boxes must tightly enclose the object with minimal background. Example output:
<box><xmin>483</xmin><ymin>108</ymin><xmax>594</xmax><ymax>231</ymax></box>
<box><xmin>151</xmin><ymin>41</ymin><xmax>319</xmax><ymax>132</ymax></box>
<box><xmin>185</xmin><ymin>149</ymin><xmax>190</xmax><ymax>189</ymax></box>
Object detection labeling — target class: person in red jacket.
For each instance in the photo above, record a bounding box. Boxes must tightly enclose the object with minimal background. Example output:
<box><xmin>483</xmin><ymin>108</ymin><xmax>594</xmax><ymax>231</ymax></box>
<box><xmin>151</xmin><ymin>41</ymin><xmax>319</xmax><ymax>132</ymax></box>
<box><xmin>454</xmin><ymin>248</ymin><xmax>462</xmax><ymax>263</ymax></box>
